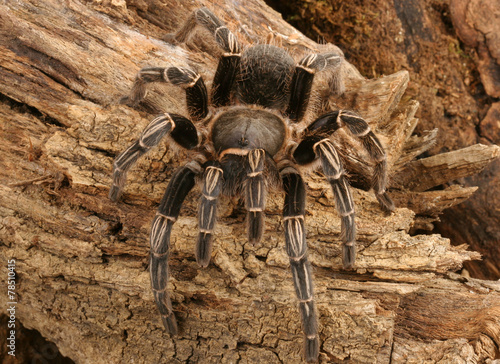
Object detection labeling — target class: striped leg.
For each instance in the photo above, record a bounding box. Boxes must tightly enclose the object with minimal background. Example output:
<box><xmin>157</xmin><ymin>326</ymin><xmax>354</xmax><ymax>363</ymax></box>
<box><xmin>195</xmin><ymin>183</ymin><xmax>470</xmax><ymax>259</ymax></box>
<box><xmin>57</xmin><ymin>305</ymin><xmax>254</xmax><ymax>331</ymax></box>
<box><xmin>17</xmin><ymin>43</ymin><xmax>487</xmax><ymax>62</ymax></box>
<box><xmin>122</xmin><ymin>66</ymin><xmax>208</xmax><ymax>121</ymax></box>
<box><xmin>150</xmin><ymin>161</ymin><xmax>201</xmax><ymax>334</ymax></box>
<box><xmin>244</xmin><ymin>149</ymin><xmax>266</xmax><ymax>244</ymax></box>
<box><xmin>109</xmin><ymin>113</ymin><xmax>198</xmax><ymax>201</ymax></box>
<box><xmin>338</xmin><ymin>110</ymin><xmax>394</xmax><ymax>212</ymax></box>
<box><xmin>314</xmin><ymin>139</ymin><xmax>356</xmax><ymax>269</ymax></box>
<box><xmin>281</xmin><ymin>166</ymin><xmax>319</xmax><ymax>362</ymax></box>
<box><xmin>301</xmin><ymin>110</ymin><xmax>394</xmax><ymax>212</ymax></box>
<box><xmin>212</xmin><ymin>46</ymin><xmax>241</xmax><ymax>107</ymax></box>
<box><xmin>196</xmin><ymin>163</ymin><xmax>223</xmax><ymax>267</ymax></box>
<box><xmin>194</xmin><ymin>8</ymin><xmax>241</xmax><ymax>107</ymax></box>
<box><xmin>165</xmin><ymin>7</ymin><xmax>241</xmax><ymax>107</ymax></box>
<box><xmin>286</xmin><ymin>52</ymin><xmax>344</xmax><ymax>122</ymax></box>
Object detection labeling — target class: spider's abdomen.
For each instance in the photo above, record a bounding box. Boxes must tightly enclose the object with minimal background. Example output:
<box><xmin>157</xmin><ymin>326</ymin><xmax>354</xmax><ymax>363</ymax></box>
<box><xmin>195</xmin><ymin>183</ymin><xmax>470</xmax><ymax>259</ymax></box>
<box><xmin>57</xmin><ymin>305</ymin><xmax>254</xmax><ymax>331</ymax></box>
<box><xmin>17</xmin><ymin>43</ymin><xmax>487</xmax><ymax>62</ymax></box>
<box><xmin>236</xmin><ymin>45</ymin><xmax>295</xmax><ymax>109</ymax></box>
<box><xmin>211</xmin><ymin>107</ymin><xmax>286</xmax><ymax>156</ymax></box>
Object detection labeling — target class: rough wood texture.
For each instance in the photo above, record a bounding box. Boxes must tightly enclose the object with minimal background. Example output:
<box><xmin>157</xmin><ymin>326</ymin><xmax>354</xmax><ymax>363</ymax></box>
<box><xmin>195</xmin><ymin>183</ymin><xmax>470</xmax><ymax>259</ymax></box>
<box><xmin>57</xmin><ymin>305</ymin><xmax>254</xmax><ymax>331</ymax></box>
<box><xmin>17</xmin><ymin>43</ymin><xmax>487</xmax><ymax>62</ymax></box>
<box><xmin>1</xmin><ymin>1</ymin><xmax>499</xmax><ymax>363</ymax></box>
<box><xmin>450</xmin><ymin>0</ymin><xmax>500</xmax><ymax>98</ymax></box>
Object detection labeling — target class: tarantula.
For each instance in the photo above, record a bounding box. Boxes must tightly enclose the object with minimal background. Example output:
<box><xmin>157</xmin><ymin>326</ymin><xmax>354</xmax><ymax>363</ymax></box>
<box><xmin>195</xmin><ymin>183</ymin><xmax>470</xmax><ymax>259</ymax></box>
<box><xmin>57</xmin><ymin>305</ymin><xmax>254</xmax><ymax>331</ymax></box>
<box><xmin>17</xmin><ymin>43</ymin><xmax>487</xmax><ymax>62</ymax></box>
<box><xmin>109</xmin><ymin>7</ymin><xmax>393</xmax><ymax>362</ymax></box>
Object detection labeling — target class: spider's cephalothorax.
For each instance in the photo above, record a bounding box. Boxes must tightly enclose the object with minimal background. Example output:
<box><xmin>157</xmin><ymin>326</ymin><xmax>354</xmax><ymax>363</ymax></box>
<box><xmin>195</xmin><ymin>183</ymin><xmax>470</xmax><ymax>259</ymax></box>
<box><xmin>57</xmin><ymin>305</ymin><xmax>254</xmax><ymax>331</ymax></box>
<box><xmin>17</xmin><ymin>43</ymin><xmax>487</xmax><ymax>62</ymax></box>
<box><xmin>110</xmin><ymin>7</ymin><xmax>394</xmax><ymax>363</ymax></box>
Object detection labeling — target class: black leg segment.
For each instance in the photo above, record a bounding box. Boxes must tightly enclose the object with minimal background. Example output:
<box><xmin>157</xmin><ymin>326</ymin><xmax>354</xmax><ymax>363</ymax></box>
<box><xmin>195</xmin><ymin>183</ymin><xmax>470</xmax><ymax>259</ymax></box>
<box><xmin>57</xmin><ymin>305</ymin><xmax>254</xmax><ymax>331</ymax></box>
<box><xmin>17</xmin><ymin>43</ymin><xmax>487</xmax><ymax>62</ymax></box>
<box><xmin>195</xmin><ymin>8</ymin><xmax>242</xmax><ymax>107</ymax></box>
<box><xmin>196</xmin><ymin>162</ymin><xmax>223</xmax><ymax>267</ymax></box>
<box><xmin>163</xmin><ymin>7</ymin><xmax>241</xmax><ymax>107</ymax></box>
<box><xmin>149</xmin><ymin>161</ymin><xmax>201</xmax><ymax>335</ymax></box>
<box><xmin>295</xmin><ymin>133</ymin><xmax>357</xmax><ymax>268</ymax></box>
<box><xmin>281</xmin><ymin>166</ymin><xmax>319</xmax><ymax>363</ymax></box>
<box><xmin>169</xmin><ymin>114</ymin><xmax>199</xmax><ymax>150</ymax></box>
<box><xmin>301</xmin><ymin>110</ymin><xmax>395</xmax><ymax>212</ymax></box>
<box><xmin>335</xmin><ymin>111</ymin><xmax>394</xmax><ymax>212</ymax></box>
<box><xmin>166</xmin><ymin>8</ymin><xmax>240</xmax><ymax>53</ymax></box>
<box><xmin>122</xmin><ymin>66</ymin><xmax>208</xmax><ymax>121</ymax></box>
<box><xmin>167</xmin><ymin>67</ymin><xmax>209</xmax><ymax>121</ymax></box>
<box><xmin>304</xmin><ymin>110</ymin><xmax>343</xmax><ymax>134</ymax></box>
<box><xmin>212</xmin><ymin>55</ymin><xmax>240</xmax><ymax>107</ymax></box>
<box><xmin>192</xmin><ymin>8</ymin><xmax>240</xmax><ymax>54</ymax></box>
<box><xmin>244</xmin><ymin>149</ymin><xmax>266</xmax><ymax>244</ymax></box>
<box><xmin>314</xmin><ymin>139</ymin><xmax>356</xmax><ymax>268</ymax></box>
<box><xmin>286</xmin><ymin>66</ymin><xmax>315</xmax><ymax>122</ymax></box>
<box><xmin>109</xmin><ymin>113</ymin><xmax>198</xmax><ymax>201</ymax></box>
<box><xmin>202</xmin><ymin>9</ymin><xmax>242</xmax><ymax>107</ymax></box>
<box><xmin>287</xmin><ymin>53</ymin><xmax>343</xmax><ymax>122</ymax></box>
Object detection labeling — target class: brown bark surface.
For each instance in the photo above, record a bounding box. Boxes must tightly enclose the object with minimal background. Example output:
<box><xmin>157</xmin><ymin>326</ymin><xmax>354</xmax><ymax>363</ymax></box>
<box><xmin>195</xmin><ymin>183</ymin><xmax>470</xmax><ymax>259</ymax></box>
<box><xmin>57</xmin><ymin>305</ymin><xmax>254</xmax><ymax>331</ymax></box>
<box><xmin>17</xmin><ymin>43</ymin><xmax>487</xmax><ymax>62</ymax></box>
<box><xmin>1</xmin><ymin>1</ymin><xmax>499</xmax><ymax>363</ymax></box>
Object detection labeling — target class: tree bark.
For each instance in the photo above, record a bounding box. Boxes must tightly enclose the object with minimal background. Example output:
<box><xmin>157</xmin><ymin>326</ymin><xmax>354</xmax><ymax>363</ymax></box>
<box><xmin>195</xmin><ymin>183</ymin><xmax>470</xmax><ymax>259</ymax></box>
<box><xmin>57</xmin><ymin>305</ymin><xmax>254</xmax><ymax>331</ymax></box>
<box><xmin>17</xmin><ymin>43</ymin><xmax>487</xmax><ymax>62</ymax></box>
<box><xmin>0</xmin><ymin>1</ymin><xmax>499</xmax><ymax>363</ymax></box>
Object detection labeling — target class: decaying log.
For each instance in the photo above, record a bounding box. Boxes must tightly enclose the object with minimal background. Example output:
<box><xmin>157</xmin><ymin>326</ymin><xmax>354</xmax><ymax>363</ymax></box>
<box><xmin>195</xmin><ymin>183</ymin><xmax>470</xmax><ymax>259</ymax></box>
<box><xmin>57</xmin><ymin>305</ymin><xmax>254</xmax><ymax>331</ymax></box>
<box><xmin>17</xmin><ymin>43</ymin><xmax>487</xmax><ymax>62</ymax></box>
<box><xmin>1</xmin><ymin>0</ymin><xmax>499</xmax><ymax>363</ymax></box>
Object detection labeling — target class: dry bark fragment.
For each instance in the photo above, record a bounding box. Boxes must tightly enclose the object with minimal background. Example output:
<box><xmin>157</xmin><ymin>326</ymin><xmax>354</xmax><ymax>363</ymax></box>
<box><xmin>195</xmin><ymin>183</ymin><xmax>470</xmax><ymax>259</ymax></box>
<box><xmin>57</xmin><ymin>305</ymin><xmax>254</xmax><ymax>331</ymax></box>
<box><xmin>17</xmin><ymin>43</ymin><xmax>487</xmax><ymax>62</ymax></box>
<box><xmin>391</xmin><ymin>144</ymin><xmax>500</xmax><ymax>192</ymax></box>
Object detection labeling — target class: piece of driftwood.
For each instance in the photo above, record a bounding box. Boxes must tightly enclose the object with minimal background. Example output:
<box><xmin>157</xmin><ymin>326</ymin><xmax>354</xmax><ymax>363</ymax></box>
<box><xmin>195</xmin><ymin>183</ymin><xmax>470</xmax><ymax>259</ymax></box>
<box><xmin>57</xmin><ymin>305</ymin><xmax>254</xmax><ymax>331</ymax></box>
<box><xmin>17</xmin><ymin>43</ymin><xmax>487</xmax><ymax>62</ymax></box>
<box><xmin>0</xmin><ymin>0</ymin><xmax>499</xmax><ymax>363</ymax></box>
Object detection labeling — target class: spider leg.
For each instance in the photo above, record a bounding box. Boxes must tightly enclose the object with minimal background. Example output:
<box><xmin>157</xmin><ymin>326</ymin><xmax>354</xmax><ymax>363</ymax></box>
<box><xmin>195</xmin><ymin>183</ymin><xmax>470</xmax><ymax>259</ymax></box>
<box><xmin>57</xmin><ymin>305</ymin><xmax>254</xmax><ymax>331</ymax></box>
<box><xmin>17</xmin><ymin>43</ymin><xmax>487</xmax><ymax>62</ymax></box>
<box><xmin>196</xmin><ymin>162</ymin><xmax>223</xmax><ymax>267</ymax></box>
<box><xmin>281</xmin><ymin>165</ymin><xmax>319</xmax><ymax>362</ymax></box>
<box><xmin>150</xmin><ymin>161</ymin><xmax>201</xmax><ymax>334</ymax></box>
<box><xmin>243</xmin><ymin>149</ymin><xmax>267</xmax><ymax>244</ymax></box>
<box><xmin>122</xmin><ymin>66</ymin><xmax>208</xmax><ymax>121</ymax></box>
<box><xmin>302</xmin><ymin>110</ymin><xmax>395</xmax><ymax>212</ymax></box>
<box><xmin>316</xmin><ymin>139</ymin><xmax>356</xmax><ymax>268</ymax></box>
<box><xmin>109</xmin><ymin>113</ymin><xmax>198</xmax><ymax>201</ymax></box>
<box><xmin>165</xmin><ymin>7</ymin><xmax>241</xmax><ymax>107</ymax></box>
<box><xmin>212</xmin><ymin>43</ymin><xmax>241</xmax><ymax>107</ymax></box>
<box><xmin>294</xmin><ymin>136</ymin><xmax>356</xmax><ymax>269</ymax></box>
<box><xmin>286</xmin><ymin>52</ymin><xmax>344</xmax><ymax>122</ymax></box>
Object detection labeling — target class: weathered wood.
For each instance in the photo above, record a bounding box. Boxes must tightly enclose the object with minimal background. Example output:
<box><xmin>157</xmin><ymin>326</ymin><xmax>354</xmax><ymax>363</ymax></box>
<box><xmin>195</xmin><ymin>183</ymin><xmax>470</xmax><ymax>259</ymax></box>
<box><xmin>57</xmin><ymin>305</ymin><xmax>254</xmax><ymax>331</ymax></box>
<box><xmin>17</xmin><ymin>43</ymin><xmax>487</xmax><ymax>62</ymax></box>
<box><xmin>1</xmin><ymin>0</ymin><xmax>499</xmax><ymax>363</ymax></box>
<box><xmin>391</xmin><ymin>185</ymin><xmax>478</xmax><ymax>216</ymax></box>
<box><xmin>392</xmin><ymin>144</ymin><xmax>500</xmax><ymax>192</ymax></box>
<box><xmin>450</xmin><ymin>0</ymin><xmax>500</xmax><ymax>99</ymax></box>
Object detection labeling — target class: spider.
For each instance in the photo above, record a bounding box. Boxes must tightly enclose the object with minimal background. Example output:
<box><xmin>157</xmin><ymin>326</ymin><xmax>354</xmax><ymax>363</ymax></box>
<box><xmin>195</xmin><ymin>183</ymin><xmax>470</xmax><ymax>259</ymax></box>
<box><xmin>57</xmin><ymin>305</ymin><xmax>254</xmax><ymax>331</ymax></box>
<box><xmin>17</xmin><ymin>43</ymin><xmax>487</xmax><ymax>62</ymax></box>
<box><xmin>109</xmin><ymin>7</ymin><xmax>394</xmax><ymax>363</ymax></box>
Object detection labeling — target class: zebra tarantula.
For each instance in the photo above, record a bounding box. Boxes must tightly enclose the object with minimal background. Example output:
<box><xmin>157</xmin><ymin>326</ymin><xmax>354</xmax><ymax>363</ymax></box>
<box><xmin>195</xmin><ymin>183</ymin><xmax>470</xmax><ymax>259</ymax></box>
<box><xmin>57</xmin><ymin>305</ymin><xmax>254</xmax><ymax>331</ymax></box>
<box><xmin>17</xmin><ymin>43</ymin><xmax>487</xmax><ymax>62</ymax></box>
<box><xmin>109</xmin><ymin>7</ymin><xmax>394</xmax><ymax>363</ymax></box>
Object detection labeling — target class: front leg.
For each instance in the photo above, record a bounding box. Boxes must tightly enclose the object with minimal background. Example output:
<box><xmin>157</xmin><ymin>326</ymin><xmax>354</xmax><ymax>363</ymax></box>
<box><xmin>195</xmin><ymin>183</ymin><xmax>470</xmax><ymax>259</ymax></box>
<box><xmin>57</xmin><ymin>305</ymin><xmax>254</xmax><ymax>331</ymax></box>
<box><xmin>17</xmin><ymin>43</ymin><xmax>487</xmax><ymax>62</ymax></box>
<box><xmin>110</xmin><ymin>113</ymin><xmax>198</xmax><ymax>201</ymax></box>
<box><xmin>281</xmin><ymin>165</ymin><xmax>319</xmax><ymax>362</ymax></box>
<box><xmin>196</xmin><ymin>162</ymin><xmax>223</xmax><ymax>267</ymax></box>
<box><xmin>244</xmin><ymin>149</ymin><xmax>267</xmax><ymax>244</ymax></box>
<box><xmin>303</xmin><ymin>110</ymin><xmax>395</xmax><ymax>212</ymax></box>
<box><xmin>314</xmin><ymin>139</ymin><xmax>356</xmax><ymax>268</ymax></box>
<box><xmin>293</xmin><ymin>136</ymin><xmax>357</xmax><ymax>269</ymax></box>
